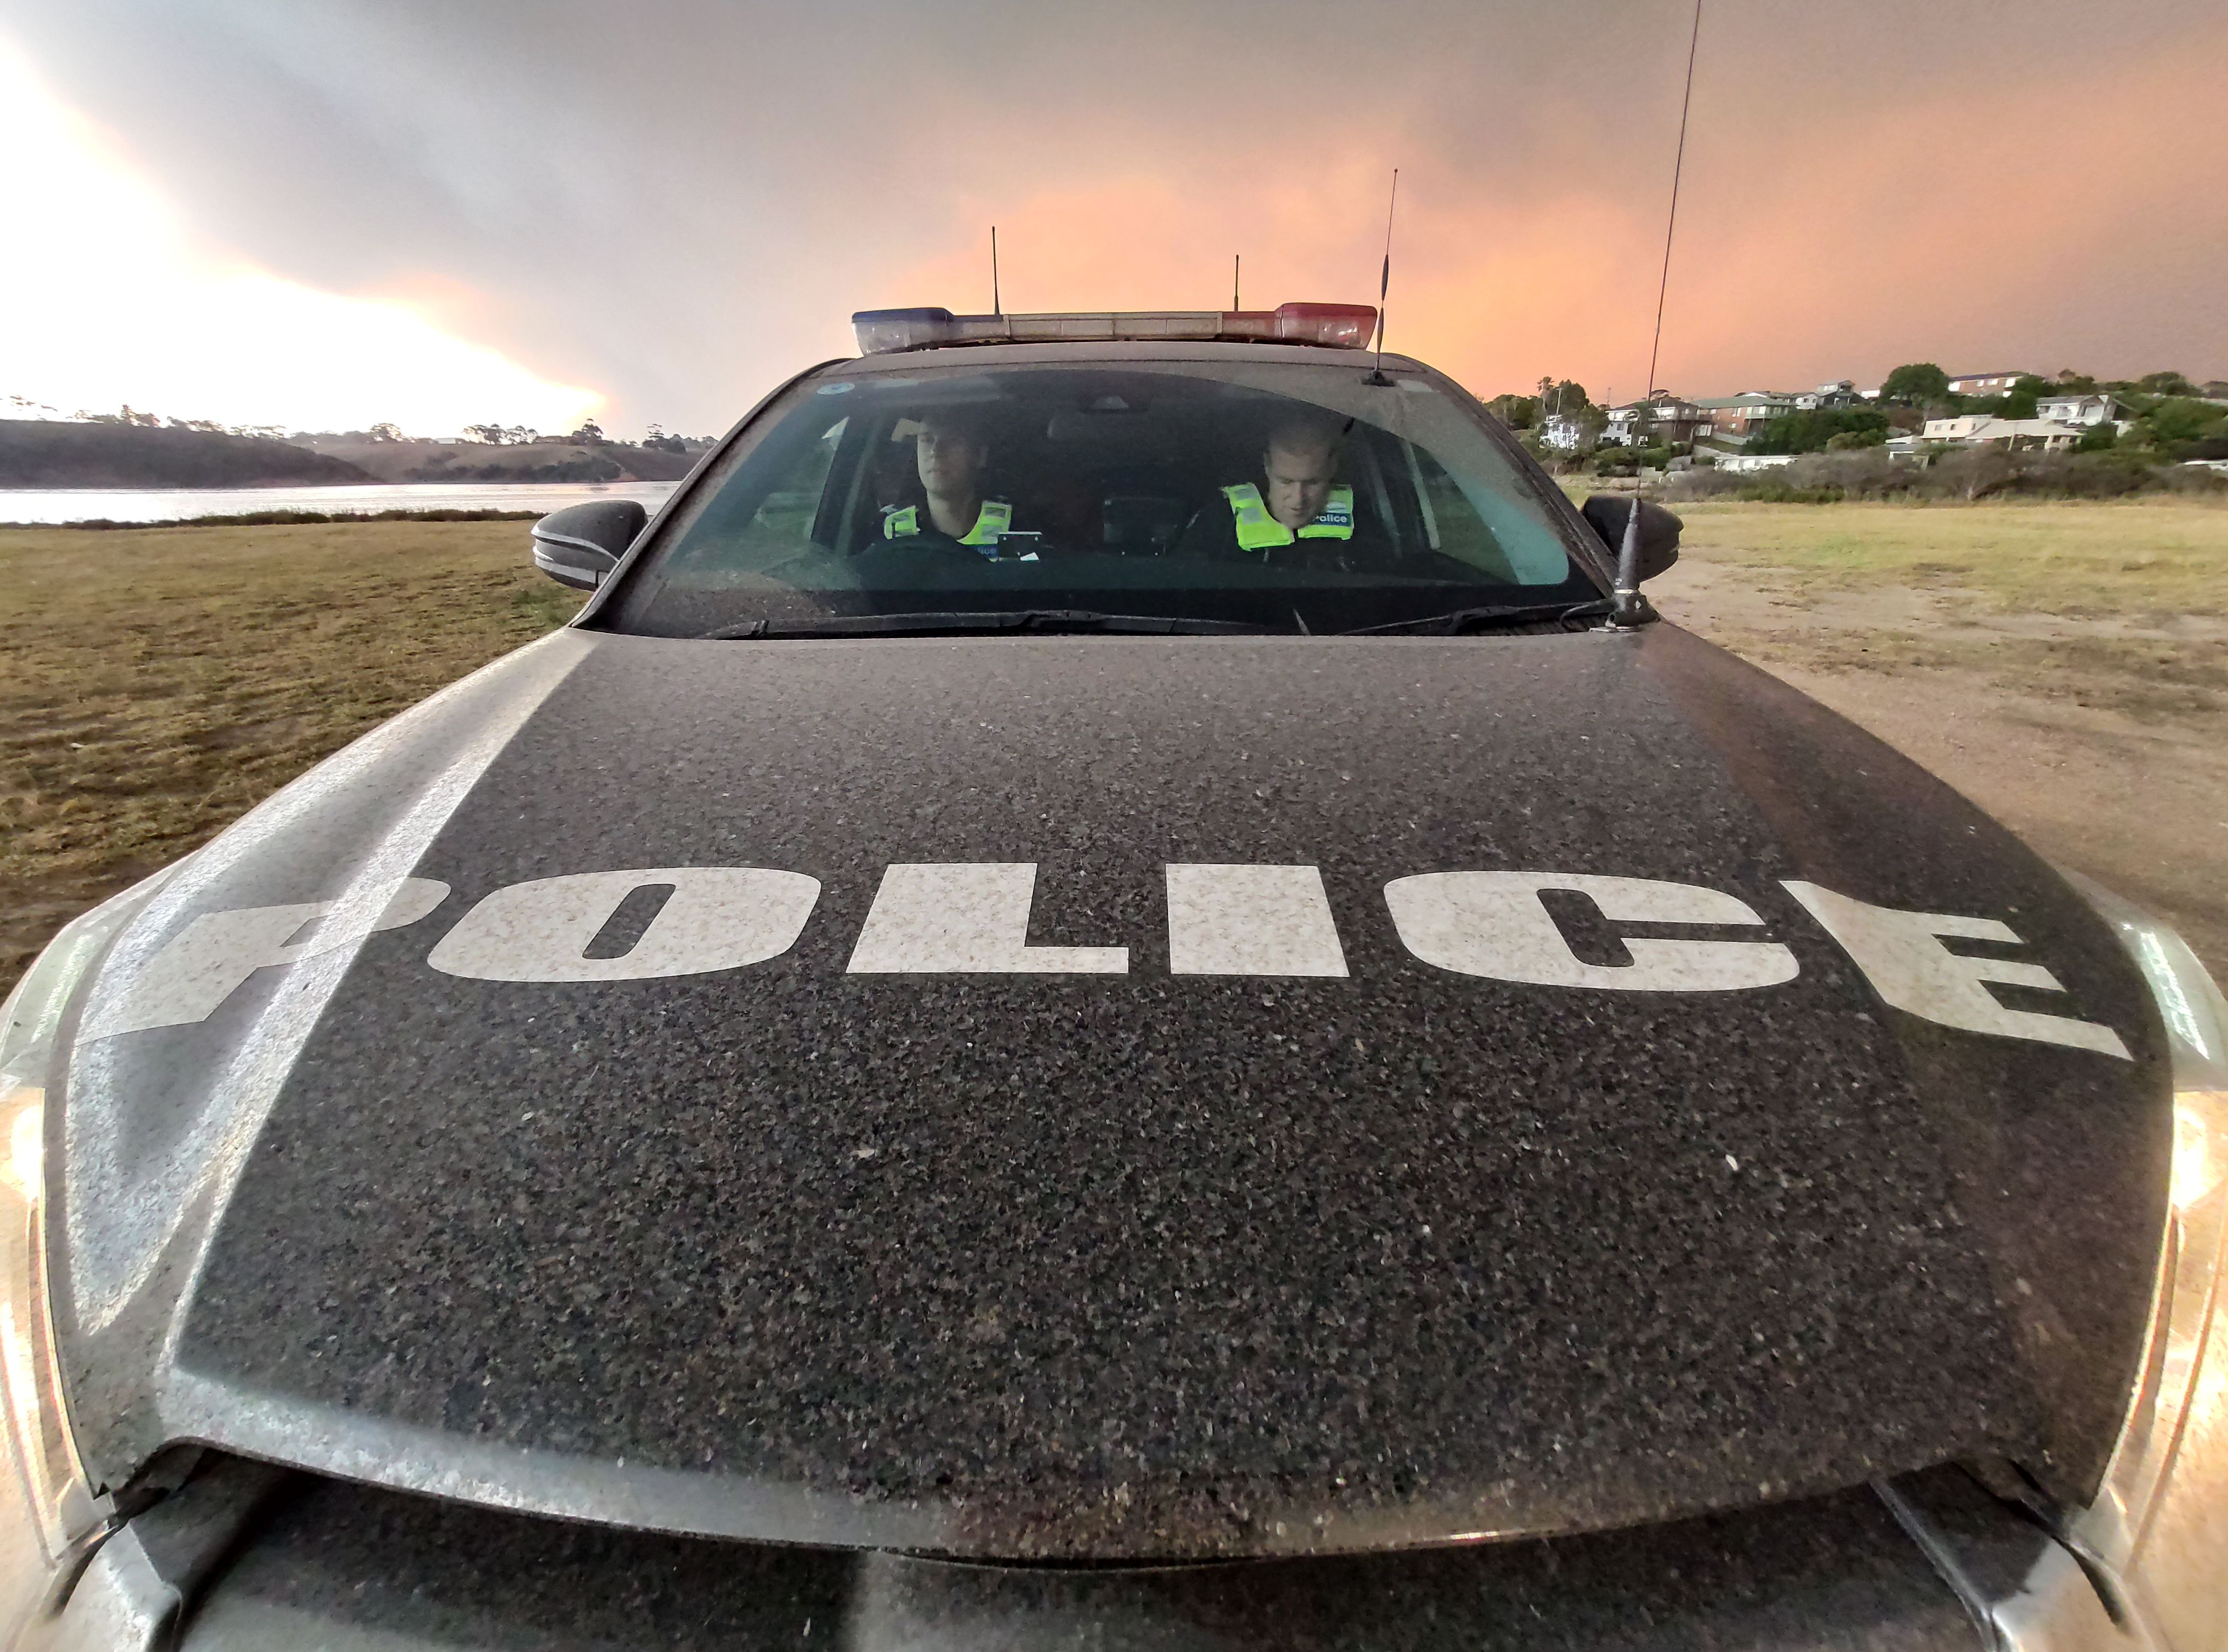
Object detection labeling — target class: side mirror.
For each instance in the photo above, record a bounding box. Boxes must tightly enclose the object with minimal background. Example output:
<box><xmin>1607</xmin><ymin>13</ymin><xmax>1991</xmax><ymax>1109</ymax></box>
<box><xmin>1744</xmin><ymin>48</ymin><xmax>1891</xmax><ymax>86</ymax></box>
<box><xmin>531</xmin><ymin>499</ymin><xmax>648</xmax><ymax>590</ymax></box>
<box><xmin>1580</xmin><ymin>495</ymin><xmax>1681</xmax><ymax>582</ymax></box>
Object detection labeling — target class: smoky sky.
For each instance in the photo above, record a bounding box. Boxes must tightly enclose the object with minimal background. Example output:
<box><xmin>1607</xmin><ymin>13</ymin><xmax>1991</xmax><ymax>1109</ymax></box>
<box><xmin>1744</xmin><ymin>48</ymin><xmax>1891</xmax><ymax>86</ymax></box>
<box><xmin>5</xmin><ymin>0</ymin><xmax>2223</xmax><ymax>431</ymax></box>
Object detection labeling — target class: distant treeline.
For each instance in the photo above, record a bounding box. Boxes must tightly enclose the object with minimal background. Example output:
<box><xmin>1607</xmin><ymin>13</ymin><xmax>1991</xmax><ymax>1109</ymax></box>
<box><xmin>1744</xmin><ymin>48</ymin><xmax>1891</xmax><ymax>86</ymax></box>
<box><xmin>1</xmin><ymin>508</ymin><xmax>547</xmax><ymax>530</ymax></box>
<box><xmin>0</xmin><ymin>419</ymin><xmax>374</xmax><ymax>488</ymax></box>
<box><xmin>1666</xmin><ymin>449</ymin><xmax>2228</xmax><ymax>505</ymax></box>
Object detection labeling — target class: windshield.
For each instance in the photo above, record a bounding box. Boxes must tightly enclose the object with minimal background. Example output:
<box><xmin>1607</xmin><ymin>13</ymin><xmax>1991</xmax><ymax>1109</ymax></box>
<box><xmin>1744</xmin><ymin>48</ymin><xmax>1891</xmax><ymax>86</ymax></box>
<box><xmin>601</xmin><ymin>359</ymin><xmax>1602</xmax><ymax>637</ymax></box>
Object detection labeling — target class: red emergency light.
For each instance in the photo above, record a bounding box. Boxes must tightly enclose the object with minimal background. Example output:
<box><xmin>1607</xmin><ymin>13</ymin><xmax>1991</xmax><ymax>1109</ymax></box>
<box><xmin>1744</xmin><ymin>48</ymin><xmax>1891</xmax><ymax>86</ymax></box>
<box><xmin>851</xmin><ymin>302</ymin><xmax>1377</xmax><ymax>356</ymax></box>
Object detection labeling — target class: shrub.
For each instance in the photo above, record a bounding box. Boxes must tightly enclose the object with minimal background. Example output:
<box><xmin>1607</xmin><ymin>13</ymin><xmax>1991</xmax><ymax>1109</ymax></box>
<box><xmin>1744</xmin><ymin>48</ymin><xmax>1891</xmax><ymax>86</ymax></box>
<box><xmin>2142</xmin><ymin>398</ymin><xmax>2228</xmax><ymax>447</ymax></box>
<box><xmin>1660</xmin><ymin>448</ymin><xmax>2227</xmax><ymax>505</ymax></box>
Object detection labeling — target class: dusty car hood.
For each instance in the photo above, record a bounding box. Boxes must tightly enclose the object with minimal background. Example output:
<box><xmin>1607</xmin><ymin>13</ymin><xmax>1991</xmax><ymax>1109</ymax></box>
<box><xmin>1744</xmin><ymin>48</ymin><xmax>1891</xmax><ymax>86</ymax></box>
<box><xmin>46</xmin><ymin>625</ymin><xmax>2170</xmax><ymax>1558</ymax></box>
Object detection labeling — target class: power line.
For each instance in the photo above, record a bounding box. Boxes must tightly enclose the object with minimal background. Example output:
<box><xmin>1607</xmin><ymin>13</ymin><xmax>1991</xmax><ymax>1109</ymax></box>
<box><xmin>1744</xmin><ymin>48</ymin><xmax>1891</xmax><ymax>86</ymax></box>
<box><xmin>1643</xmin><ymin>0</ymin><xmax>1703</xmax><ymax>408</ymax></box>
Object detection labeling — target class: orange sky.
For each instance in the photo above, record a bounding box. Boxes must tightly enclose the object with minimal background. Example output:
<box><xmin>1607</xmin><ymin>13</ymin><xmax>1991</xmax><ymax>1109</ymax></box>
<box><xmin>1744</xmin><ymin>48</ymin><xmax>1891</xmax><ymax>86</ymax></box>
<box><xmin>878</xmin><ymin>9</ymin><xmax>2228</xmax><ymax>407</ymax></box>
<box><xmin>2</xmin><ymin>0</ymin><xmax>2221</xmax><ymax>433</ymax></box>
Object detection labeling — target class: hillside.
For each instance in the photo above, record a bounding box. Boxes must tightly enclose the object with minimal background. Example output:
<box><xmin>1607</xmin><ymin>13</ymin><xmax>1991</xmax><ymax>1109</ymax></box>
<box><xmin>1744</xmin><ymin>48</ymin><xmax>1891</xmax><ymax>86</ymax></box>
<box><xmin>0</xmin><ymin>420</ymin><xmax>375</xmax><ymax>488</ymax></box>
<box><xmin>293</xmin><ymin>435</ymin><xmax>701</xmax><ymax>484</ymax></box>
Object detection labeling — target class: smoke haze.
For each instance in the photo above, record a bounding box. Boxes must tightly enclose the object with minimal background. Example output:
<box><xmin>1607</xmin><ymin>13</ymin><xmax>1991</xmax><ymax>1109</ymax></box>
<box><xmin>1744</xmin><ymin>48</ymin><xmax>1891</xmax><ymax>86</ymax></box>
<box><xmin>4</xmin><ymin>0</ymin><xmax>2222</xmax><ymax>432</ymax></box>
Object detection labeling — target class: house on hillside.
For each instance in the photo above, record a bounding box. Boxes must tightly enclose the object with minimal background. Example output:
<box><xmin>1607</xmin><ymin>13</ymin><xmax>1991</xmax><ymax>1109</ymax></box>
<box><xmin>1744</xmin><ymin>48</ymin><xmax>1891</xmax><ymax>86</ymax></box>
<box><xmin>1794</xmin><ymin>380</ymin><xmax>1863</xmax><ymax>410</ymax></box>
<box><xmin>1602</xmin><ymin>396</ymin><xmax>1705</xmax><ymax>446</ymax></box>
<box><xmin>1921</xmin><ymin>415</ymin><xmax>1992</xmax><ymax>443</ymax></box>
<box><xmin>2035</xmin><ymin>392</ymin><xmax>2128</xmax><ymax>427</ymax></box>
<box><xmin>1541</xmin><ymin>412</ymin><xmax>1591</xmax><ymax>450</ymax></box>
<box><xmin>1690</xmin><ymin>391</ymin><xmax>1795</xmax><ymax>442</ymax></box>
<box><xmin>1922</xmin><ymin>415</ymin><xmax>2082</xmax><ymax>452</ymax></box>
<box><xmin>1946</xmin><ymin>370</ymin><xmax>2031</xmax><ymax>396</ymax></box>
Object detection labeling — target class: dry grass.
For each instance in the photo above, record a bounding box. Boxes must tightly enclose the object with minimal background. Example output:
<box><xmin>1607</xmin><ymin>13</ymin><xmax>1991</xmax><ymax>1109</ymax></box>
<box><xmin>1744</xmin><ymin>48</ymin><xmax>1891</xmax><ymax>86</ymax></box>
<box><xmin>1657</xmin><ymin>501</ymin><xmax>2228</xmax><ymax>721</ymax></box>
<box><xmin>0</xmin><ymin>521</ymin><xmax>583</xmax><ymax>983</ymax></box>
<box><xmin>7</xmin><ymin>501</ymin><xmax>2225</xmax><ymax>987</ymax></box>
<box><xmin>1667</xmin><ymin>499</ymin><xmax>2228</xmax><ymax>618</ymax></box>
<box><xmin>1646</xmin><ymin>498</ymin><xmax>2228</xmax><ymax>974</ymax></box>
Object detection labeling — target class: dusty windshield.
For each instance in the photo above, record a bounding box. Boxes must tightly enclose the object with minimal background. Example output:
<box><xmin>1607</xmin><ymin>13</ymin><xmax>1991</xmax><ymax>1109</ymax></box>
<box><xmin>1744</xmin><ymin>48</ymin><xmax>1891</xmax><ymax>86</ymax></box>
<box><xmin>604</xmin><ymin>360</ymin><xmax>1601</xmax><ymax>637</ymax></box>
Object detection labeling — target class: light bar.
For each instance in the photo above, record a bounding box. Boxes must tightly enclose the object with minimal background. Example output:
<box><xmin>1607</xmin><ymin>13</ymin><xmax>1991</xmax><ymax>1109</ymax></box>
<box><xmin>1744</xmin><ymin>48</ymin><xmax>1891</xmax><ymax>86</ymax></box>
<box><xmin>852</xmin><ymin>302</ymin><xmax>1377</xmax><ymax>356</ymax></box>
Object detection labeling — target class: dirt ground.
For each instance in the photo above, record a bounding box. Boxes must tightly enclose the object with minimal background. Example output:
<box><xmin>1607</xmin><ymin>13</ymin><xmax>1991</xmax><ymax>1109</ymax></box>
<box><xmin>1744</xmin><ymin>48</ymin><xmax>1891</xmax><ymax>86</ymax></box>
<box><xmin>1648</xmin><ymin>500</ymin><xmax>2228</xmax><ymax>978</ymax></box>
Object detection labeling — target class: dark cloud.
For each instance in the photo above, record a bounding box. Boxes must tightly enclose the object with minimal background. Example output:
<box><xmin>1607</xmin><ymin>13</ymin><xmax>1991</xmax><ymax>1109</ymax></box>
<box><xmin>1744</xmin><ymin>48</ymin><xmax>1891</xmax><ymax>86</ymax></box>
<box><xmin>4</xmin><ymin>0</ymin><xmax>2221</xmax><ymax>428</ymax></box>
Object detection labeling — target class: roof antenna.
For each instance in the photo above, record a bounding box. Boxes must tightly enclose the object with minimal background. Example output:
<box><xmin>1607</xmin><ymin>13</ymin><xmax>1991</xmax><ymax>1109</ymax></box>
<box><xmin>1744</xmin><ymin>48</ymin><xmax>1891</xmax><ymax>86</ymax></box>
<box><xmin>991</xmin><ymin>226</ymin><xmax>1002</xmax><ymax>318</ymax></box>
<box><xmin>1637</xmin><ymin>0</ymin><xmax>1702</xmax><ymax>450</ymax></box>
<box><xmin>1366</xmin><ymin>168</ymin><xmax>1399</xmax><ymax>385</ymax></box>
<box><xmin>1612</xmin><ymin>0</ymin><xmax>1702</xmax><ymax>632</ymax></box>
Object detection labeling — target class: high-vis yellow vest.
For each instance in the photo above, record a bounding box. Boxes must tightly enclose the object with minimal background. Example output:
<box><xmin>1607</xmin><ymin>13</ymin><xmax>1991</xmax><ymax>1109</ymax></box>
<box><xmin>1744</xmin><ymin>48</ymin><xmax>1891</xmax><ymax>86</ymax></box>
<box><xmin>883</xmin><ymin>498</ymin><xmax>1013</xmax><ymax>548</ymax></box>
<box><xmin>1221</xmin><ymin>483</ymin><xmax>1354</xmax><ymax>552</ymax></box>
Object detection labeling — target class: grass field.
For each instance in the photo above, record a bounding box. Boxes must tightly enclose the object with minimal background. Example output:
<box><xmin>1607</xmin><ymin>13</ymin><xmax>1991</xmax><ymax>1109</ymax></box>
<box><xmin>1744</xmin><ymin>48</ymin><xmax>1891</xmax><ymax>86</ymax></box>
<box><xmin>1646</xmin><ymin>497</ymin><xmax>2228</xmax><ymax>973</ymax></box>
<box><xmin>1670</xmin><ymin>498</ymin><xmax>2228</xmax><ymax>617</ymax></box>
<box><xmin>1660</xmin><ymin>500</ymin><xmax>2228</xmax><ymax>717</ymax></box>
<box><xmin>0</xmin><ymin>520</ymin><xmax>583</xmax><ymax>982</ymax></box>
<box><xmin>3</xmin><ymin>500</ymin><xmax>2224</xmax><ymax>985</ymax></box>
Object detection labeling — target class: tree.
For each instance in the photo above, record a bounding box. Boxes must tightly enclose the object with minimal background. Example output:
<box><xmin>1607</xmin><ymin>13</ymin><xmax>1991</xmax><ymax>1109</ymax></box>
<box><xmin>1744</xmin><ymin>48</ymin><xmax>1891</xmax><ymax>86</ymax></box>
<box><xmin>1880</xmin><ymin>363</ymin><xmax>1951</xmax><ymax>405</ymax></box>
<box><xmin>567</xmin><ymin>421</ymin><xmax>605</xmax><ymax>445</ymax></box>
<box><xmin>1487</xmin><ymin>394</ymin><xmax>1539</xmax><ymax>429</ymax></box>
<box><xmin>2001</xmin><ymin>376</ymin><xmax>2049</xmax><ymax>420</ymax></box>
<box><xmin>2141</xmin><ymin>398</ymin><xmax>2227</xmax><ymax>446</ymax></box>
<box><xmin>2137</xmin><ymin>371</ymin><xmax>2196</xmax><ymax>398</ymax></box>
<box><xmin>460</xmin><ymin>423</ymin><xmax>538</xmax><ymax>446</ymax></box>
<box><xmin>367</xmin><ymin>421</ymin><xmax>406</xmax><ymax>443</ymax></box>
<box><xmin>1748</xmin><ymin>408</ymin><xmax>1889</xmax><ymax>455</ymax></box>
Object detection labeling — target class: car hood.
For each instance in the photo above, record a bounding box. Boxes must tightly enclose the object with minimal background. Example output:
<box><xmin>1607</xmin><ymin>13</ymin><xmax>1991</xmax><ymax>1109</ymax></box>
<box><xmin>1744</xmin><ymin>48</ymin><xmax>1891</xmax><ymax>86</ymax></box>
<box><xmin>47</xmin><ymin>624</ymin><xmax>2170</xmax><ymax>1559</ymax></box>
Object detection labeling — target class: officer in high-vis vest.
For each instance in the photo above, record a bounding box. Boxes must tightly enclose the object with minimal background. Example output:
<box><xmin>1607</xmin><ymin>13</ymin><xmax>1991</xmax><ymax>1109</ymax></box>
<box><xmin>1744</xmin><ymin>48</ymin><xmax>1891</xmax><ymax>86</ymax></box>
<box><xmin>1183</xmin><ymin>412</ymin><xmax>1362</xmax><ymax>563</ymax></box>
<box><xmin>881</xmin><ymin>408</ymin><xmax>1016</xmax><ymax>555</ymax></box>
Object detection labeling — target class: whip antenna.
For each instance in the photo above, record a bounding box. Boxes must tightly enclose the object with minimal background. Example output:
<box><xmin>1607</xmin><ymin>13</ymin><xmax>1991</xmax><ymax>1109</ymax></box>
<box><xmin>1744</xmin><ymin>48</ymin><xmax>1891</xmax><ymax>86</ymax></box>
<box><xmin>1641</xmin><ymin>0</ymin><xmax>1702</xmax><ymax>433</ymax></box>
<box><xmin>1610</xmin><ymin>0</ymin><xmax>1702</xmax><ymax>633</ymax></box>
<box><xmin>991</xmin><ymin>226</ymin><xmax>1001</xmax><ymax>317</ymax></box>
<box><xmin>1368</xmin><ymin>167</ymin><xmax>1399</xmax><ymax>384</ymax></box>
<box><xmin>1233</xmin><ymin>254</ymin><xmax>1241</xmax><ymax>311</ymax></box>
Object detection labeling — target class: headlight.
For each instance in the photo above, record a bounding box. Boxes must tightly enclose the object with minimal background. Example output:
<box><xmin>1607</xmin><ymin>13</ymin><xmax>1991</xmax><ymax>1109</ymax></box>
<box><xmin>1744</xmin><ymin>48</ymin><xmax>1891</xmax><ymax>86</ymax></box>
<box><xmin>0</xmin><ymin>1079</ymin><xmax>105</xmax><ymax>1645</ymax></box>
<box><xmin>2059</xmin><ymin>871</ymin><xmax>2228</xmax><ymax>1651</ymax></box>
<box><xmin>0</xmin><ymin>868</ymin><xmax>181</xmax><ymax>1645</ymax></box>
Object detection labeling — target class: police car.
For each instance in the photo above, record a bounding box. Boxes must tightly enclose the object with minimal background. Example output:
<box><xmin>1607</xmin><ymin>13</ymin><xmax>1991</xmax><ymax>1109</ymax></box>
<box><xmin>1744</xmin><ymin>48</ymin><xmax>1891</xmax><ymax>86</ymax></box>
<box><xmin>2</xmin><ymin>303</ymin><xmax>2223</xmax><ymax>1649</ymax></box>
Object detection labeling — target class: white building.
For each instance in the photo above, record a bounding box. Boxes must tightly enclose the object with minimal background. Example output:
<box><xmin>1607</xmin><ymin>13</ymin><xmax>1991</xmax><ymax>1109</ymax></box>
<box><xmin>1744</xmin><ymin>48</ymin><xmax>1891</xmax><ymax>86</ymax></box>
<box><xmin>1947</xmin><ymin>370</ymin><xmax>2031</xmax><ymax>396</ymax></box>
<box><xmin>1921</xmin><ymin>415</ymin><xmax>2083</xmax><ymax>452</ymax></box>
<box><xmin>1540</xmin><ymin>413</ymin><xmax>1591</xmax><ymax>451</ymax></box>
<box><xmin>2035</xmin><ymin>393</ymin><xmax>2127</xmax><ymax>427</ymax></box>
<box><xmin>1921</xmin><ymin>415</ymin><xmax>1993</xmax><ymax>442</ymax></box>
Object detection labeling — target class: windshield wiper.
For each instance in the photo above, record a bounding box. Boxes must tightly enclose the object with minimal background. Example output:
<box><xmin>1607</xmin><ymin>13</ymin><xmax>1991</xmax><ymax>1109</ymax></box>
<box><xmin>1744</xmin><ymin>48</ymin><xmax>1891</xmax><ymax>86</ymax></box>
<box><xmin>1338</xmin><ymin>597</ymin><xmax>1618</xmax><ymax>636</ymax></box>
<box><xmin>698</xmin><ymin>609</ymin><xmax>1282</xmax><ymax>640</ymax></box>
